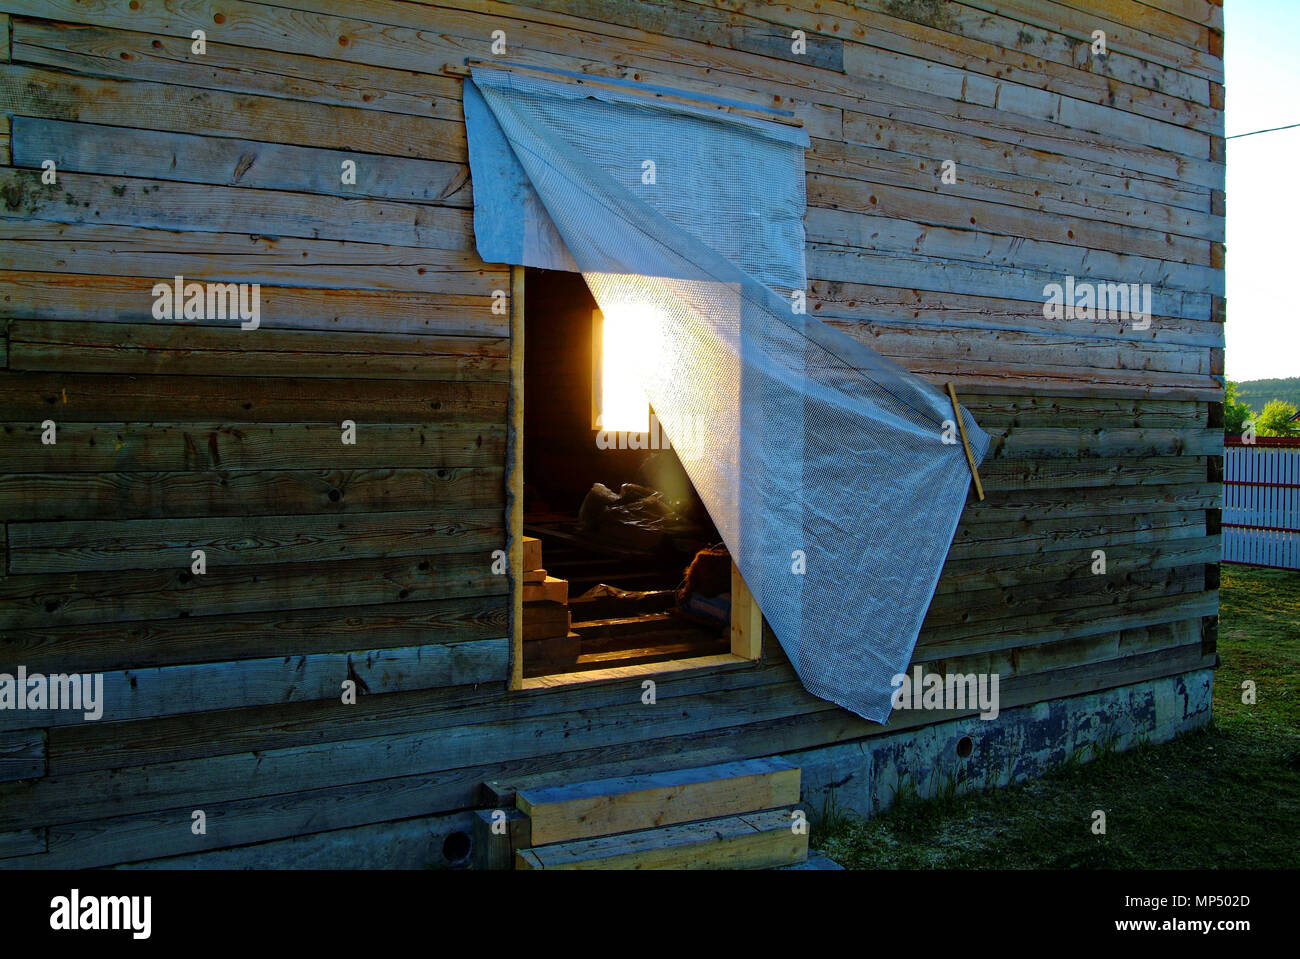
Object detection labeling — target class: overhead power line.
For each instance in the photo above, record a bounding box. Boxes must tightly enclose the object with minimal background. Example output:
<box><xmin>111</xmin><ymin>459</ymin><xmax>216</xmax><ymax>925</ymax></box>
<box><xmin>1226</xmin><ymin>121</ymin><xmax>1300</xmax><ymax>139</ymax></box>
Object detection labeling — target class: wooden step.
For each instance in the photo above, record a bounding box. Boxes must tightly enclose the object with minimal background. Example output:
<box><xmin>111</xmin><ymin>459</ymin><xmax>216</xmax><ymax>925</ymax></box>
<box><xmin>515</xmin><ymin>808</ymin><xmax>807</xmax><ymax>870</ymax></box>
<box><xmin>515</xmin><ymin>757</ymin><xmax>801</xmax><ymax>846</ymax></box>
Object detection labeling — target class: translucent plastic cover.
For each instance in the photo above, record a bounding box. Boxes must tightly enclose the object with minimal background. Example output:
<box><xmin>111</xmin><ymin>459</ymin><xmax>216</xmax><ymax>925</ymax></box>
<box><xmin>466</xmin><ymin>66</ymin><xmax>989</xmax><ymax>723</ymax></box>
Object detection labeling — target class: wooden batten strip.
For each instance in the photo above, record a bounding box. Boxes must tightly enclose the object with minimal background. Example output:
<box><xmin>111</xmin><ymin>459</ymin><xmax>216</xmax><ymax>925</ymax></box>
<box><xmin>445</xmin><ymin>57</ymin><xmax>805</xmax><ymax>128</ymax></box>
<box><xmin>947</xmin><ymin>382</ymin><xmax>985</xmax><ymax>501</ymax></box>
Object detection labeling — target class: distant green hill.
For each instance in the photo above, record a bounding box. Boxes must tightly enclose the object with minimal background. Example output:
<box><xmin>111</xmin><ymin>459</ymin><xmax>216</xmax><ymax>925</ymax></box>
<box><xmin>1235</xmin><ymin>377</ymin><xmax>1300</xmax><ymax>413</ymax></box>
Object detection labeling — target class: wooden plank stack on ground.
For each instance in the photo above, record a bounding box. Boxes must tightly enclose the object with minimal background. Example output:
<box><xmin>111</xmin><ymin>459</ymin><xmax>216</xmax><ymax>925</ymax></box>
<box><xmin>520</xmin><ymin>535</ymin><xmax>578</xmax><ymax>664</ymax></box>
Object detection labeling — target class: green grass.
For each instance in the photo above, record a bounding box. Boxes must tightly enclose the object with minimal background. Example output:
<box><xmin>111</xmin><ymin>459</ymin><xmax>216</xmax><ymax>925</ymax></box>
<box><xmin>816</xmin><ymin>566</ymin><xmax>1300</xmax><ymax>868</ymax></box>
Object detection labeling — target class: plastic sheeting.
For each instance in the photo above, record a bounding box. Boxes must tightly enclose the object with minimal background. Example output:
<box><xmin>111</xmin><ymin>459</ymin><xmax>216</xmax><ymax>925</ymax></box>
<box><xmin>465</xmin><ymin>65</ymin><xmax>990</xmax><ymax>723</ymax></box>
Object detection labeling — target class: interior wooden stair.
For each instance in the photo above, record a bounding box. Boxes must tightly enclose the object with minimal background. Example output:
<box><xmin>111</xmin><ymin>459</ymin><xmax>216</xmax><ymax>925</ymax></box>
<box><xmin>472</xmin><ymin>758</ymin><xmax>815</xmax><ymax>870</ymax></box>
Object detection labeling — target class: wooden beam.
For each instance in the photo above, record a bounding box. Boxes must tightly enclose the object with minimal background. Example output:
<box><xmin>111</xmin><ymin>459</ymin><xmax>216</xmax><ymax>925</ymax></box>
<box><xmin>508</xmin><ymin>265</ymin><xmax>525</xmax><ymax>691</ymax></box>
<box><xmin>947</xmin><ymin>382</ymin><xmax>985</xmax><ymax>502</ymax></box>
<box><xmin>443</xmin><ymin>58</ymin><xmax>805</xmax><ymax>128</ymax></box>
<box><xmin>469</xmin><ymin>807</ymin><xmax>529</xmax><ymax>870</ymax></box>
<box><xmin>515</xmin><ymin>807</ymin><xmax>806</xmax><ymax>869</ymax></box>
<box><xmin>730</xmin><ymin>562</ymin><xmax>763</xmax><ymax>661</ymax></box>
<box><xmin>515</xmin><ymin>757</ymin><xmax>800</xmax><ymax>846</ymax></box>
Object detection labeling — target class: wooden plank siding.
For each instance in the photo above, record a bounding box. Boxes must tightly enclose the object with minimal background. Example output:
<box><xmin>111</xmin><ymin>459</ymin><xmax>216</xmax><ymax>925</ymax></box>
<box><xmin>0</xmin><ymin>0</ymin><xmax>1222</xmax><ymax>867</ymax></box>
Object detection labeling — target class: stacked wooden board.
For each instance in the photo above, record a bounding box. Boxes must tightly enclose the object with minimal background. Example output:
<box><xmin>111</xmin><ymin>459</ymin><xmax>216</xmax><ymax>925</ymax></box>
<box><xmin>473</xmin><ymin>758</ymin><xmax>808</xmax><ymax>869</ymax></box>
<box><xmin>520</xmin><ymin>535</ymin><xmax>577</xmax><ymax>661</ymax></box>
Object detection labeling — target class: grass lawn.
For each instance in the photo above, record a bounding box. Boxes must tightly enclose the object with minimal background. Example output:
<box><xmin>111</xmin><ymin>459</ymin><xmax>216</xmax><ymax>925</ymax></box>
<box><xmin>815</xmin><ymin>565</ymin><xmax>1300</xmax><ymax>868</ymax></box>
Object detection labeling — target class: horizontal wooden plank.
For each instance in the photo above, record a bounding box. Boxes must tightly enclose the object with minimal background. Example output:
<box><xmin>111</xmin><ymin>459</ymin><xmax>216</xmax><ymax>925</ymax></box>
<box><xmin>13</xmin><ymin>634</ymin><xmax>1210</xmax><ymax>866</ymax></box>
<box><xmin>10</xmin><ymin>18</ymin><xmax>464</xmax><ymax>122</ymax></box>
<box><xmin>919</xmin><ymin>594</ymin><xmax>1219</xmax><ymax>667</ymax></box>
<box><xmin>5</xmin><ymin>594</ymin><xmax>507</xmax><ymax>675</ymax></box>
<box><xmin>36</xmin><ymin>642</ymin><xmax>1212</xmax><ymax>866</ymax></box>
<box><xmin>0</xmin><ymin>221</ymin><xmax>504</xmax><ymax>296</ymax></box>
<box><xmin>808</xmin><ymin>246</ymin><xmax>1211</xmax><ymax>322</ymax></box>
<box><xmin>437</xmin><ymin>0</ymin><xmax>1217</xmax><ymax>164</ymax></box>
<box><xmin>0</xmin><ymin>274</ymin><xmax>507</xmax><ymax>338</ymax></box>
<box><xmin>936</xmin><ymin>372</ymin><xmax>1222</xmax><ymax>404</ymax></box>
<box><xmin>989</xmin><ymin>427</ymin><xmax>1221</xmax><ymax>460</ymax></box>
<box><xmin>808</xmin><ymin>207</ymin><xmax>1221</xmax><ymax>298</ymax></box>
<box><xmin>1</xmin><ymin>0</ymin><xmax>843</xmax><ymax>139</ymax></box>
<box><xmin>484</xmin><ymin>0</ymin><xmax>846</xmax><ymax>73</ymax></box>
<box><xmin>518</xmin><ymin>807</ymin><xmax>805</xmax><ymax>869</ymax></box>
<box><xmin>951</xmin><ymin>509</ymin><xmax>1207</xmax><ymax>558</ymax></box>
<box><xmin>0</xmin><ymin>370</ymin><xmax>508</xmax><ymax>423</ymax></box>
<box><xmin>4</xmin><ymin>0</ymin><xmax>1221</xmax><ymax>172</ymax></box>
<box><xmin>920</xmin><ymin>582</ymin><xmax>1217</xmax><ymax>651</ymax></box>
<box><xmin>806</xmin><ymin>279</ymin><xmax>1223</xmax><ymax>349</ymax></box>
<box><xmin>967</xmin><ymin>0</ymin><xmax>1220</xmax><ymax>79</ymax></box>
<box><xmin>939</xmin><ymin>534</ymin><xmax>1218</xmax><ymax>592</ymax></box>
<box><xmin>518</xmin><ymin>756</ymin><xmax>801</xmax><ymax>845</ymax></box>
<box><xmin>23</xmin><ymin>621</ymin><xmax>1211</xmax><ymax>832</ymax></box>
<box><xmin>0</xmin><ymin>168</ymin><xmax>475</xmax><ymax>251</ymax></box>
<box><xmin>17</xmin><ymin>774</ymin><xmax>478</xmax><ymax>869</ymax></box>
<box><xmin>919</xmin><ymin>616</ymin><xmax>1203</xmax><ymax>682</ymax></box>
<box><xmin>8</xmin><ymin>508</ymin><xmax>502</xmax><ymax>573</ymax></box>
<box><xmin>116</xmin><ymin>808</ymin><xmax>480</xmax><ymax>869</ymax></box>
<box><xmin>44</xmin><ymin>660</ymin><xmax>795</xmax><ymax>779</ymax></box>
<box><xmin>11</xmin><ymin>117</ymin><xmax>474</xmax><ymax>207</ymax></box>
<box><xmin>0</xmin><ymin>63</ymin><xmax>466</xmax><ymax>162</ymax></box>
<box><xmin>963</xmin><ymin>482</ymin><xmax>1220</xmax><ymax>521</ymax></box>
<box><xmin>964</xmin><ymin>397</ymin><xmax>1209</xmax><ymax>430</ymax></box>
<box><xmin>890</xmin><ymin>0</ymin><xmax>1214</xmax><ymax>80</ymax></box>
<box><xmin>16</xmin><ymin>612</ymin><xmax>1217</xmax><ymax>830</ymax></box>
<box><xmin>706</xmin><ymin>0</ymin><xmax>1211</xmax><ymax>104</ymax></box>
<box><xmin>0</xmin><ymin>421</ymin><xmax>503</xmax><ymax>471</ymax></box>
<box><xmin>0</xmin><ymin>828</ymin><xmax>45</xmax><ymax>859</ymax></box>
<box><xmin>833</xmin><ymin>106</ymin><xmax>1210</xmax><ymax>213</ymax></box>
<box><xmin>5</xmin><ymin>319</ymin><xmax>508</xmax><ymax>378</ymax></box>
<box><xmin>0</xmin><ymin>679</ymin><xmax>827</xmax><ymax>831</ymax></box>
<box><xmin>1091</xmin><ymin>0</ymin><xmax>1219</xmax><ymax>32</ymax></box>
<box><xmin>537</xmin><ymin>0</ymin><xmax>1213</xmax><ymax>131</ymax></box>
<box><xmin>978</xmin><ymin>454</ymin><xmax>1208</xmax><ymax>492</ymax></box>
<box><xmin>841</xmin><ymin>105</ymin><xmax>1219</xmax><ymax>194</ymax></box>
<box><xmin>0</xmin><ymin>466</ymin><xmax>503</xmax><ymax>522</ymax></box>
<box><xmin>807</xmin><ymin>138</ymin><xmax>1223</xmax><ymax>243</ymax></box>
<box><xmin>0</xmin><ymin>730</ymin><xmax>44</xmax><ymax>781</ymax></box>
<box><xmin>0</xmin><ymin>639</ymin><xmax>508</xmax><ymax>731</ymax></box>
<box><xmin>0</xmin><ymin>549</ymin><xmax>506</xmax><ymax>629</ymax></box>
<box><xmin>838</xmin><ymin>42</ymin><xmax>1208</xmax><ymax>159</ymax></box>
<box><xmin>826</xmin><ymin>320</ymin><xmax>1208</xmax><ymax>378</ymax></box>
<box><xmin>926</xmin><ymin>564</ymin><xmax>1205</xmax><ymax>629</ymax></box>
<box><xmin>809</xmin><ymin>172</ymin><xmax>1210</xmax><ymax>266</ymax></box>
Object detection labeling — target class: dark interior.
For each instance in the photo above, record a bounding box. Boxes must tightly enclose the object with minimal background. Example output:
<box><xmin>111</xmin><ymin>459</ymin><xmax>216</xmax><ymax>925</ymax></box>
<box><xmin>522</xmin><ymin>268</ymin><xmax>731</xmax><ymax>677</ymax></box>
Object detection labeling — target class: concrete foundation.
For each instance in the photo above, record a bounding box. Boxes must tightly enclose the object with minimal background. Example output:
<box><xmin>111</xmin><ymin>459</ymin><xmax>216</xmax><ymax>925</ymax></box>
<box><xmin>791</xmin><ymin>668</ymin><xmax>1215</xmax><ymax>822</ymax></box>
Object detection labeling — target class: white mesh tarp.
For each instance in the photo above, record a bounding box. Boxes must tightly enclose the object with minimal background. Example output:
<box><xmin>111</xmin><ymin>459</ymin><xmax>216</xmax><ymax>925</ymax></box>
<box><xmin>465</xmin><ymin>65</ymin><xmax>990</xmax><ymax>723</ymax></box>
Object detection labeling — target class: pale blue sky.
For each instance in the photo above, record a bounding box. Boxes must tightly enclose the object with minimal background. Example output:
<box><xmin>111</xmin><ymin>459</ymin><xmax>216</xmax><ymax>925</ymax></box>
<box><xmin>1223</xmin><ymin>0</ymin><xmax>1299</xmax><ymax>381</ymax></box>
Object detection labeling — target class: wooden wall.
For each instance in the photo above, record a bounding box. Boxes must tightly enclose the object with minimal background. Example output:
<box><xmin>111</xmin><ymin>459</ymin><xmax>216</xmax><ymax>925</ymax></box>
<box><xmin>0</xmin><ymin>0</ymin><xmax>1223</xmax><ymax>868</ymax></box>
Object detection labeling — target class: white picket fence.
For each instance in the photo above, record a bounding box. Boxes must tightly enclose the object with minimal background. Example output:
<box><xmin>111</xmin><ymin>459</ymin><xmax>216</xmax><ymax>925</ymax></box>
<box><xmin>1222</xmin><ymin>438</ymin><xmax>1300</xmax><ymax>570</ymax></box>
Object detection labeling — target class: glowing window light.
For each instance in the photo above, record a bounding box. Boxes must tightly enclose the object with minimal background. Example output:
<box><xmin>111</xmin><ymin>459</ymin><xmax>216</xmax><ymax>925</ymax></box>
<box><xmin>592</xmin><ymin>307</ymin><xmax>652</xmax><ymax>434</ymax></box>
